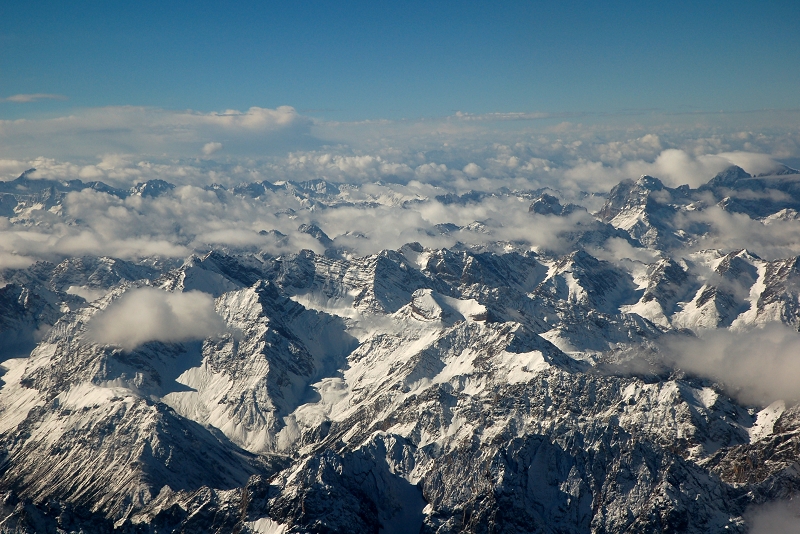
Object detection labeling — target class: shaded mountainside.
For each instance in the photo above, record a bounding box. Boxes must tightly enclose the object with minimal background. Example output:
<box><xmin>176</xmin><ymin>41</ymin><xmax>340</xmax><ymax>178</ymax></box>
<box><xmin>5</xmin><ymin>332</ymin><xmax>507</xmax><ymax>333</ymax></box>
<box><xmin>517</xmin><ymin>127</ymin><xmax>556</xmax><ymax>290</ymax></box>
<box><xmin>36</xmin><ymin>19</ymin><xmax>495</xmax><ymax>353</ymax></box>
<box><xmin>2</xmin><ymin>167</ymin><xmax>800</xmax><ymax>532</ymax></box>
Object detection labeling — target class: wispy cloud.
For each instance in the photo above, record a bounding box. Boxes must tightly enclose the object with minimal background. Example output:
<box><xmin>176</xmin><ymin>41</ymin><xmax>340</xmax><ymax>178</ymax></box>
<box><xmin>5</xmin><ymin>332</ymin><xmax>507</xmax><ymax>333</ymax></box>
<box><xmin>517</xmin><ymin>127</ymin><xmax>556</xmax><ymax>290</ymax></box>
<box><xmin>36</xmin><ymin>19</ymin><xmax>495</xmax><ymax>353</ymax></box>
<box><xmin>2</xmin><ymin>93</ymin><xmax>67</xmax><ymax>103</ymax></box>
<box><xmin>451</xmin><ymin>111</ymin><xmax>584</xmax><ymax>122</ymax></box>
<box><xmin>0</xmin><ymin>105</ymin><xmax>317</xmax><ymax>160</ymax></box>
<box><xmin>747</xmin><ymin>500</ymin><xmax>800</xmax><ymax>534</ymax></box>
<box><xmin>665</xmin><ymin>324</ymin><xmax>800</xmax><ymax>405</ymax></box>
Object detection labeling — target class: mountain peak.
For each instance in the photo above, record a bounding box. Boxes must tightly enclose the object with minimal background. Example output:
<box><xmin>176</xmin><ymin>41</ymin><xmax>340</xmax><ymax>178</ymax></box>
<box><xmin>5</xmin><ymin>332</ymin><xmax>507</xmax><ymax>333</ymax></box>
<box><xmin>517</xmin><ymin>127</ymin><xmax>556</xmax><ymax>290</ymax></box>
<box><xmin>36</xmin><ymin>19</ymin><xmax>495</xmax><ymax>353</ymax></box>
<box><xmin>636</xmin><ymin>174</ymin><xmax>665</xmax><ymax>190</ymax></box>
<box><xmin>704</xmin><ymin>165</ymin><xmax>751</xmax><ymax>188</ymax></box>
<box><xmin>129</xmin><ymin>179</ymin><xmax>176</xmax><ymax>198</ymax></box>
<box><xmin>298</xmin><ymin>222</ymin><xmax>333</xmax><ymax>247</ymax></box>
<box><xmin>529</xmin><ymin>193</ymin><xmax>563</xmax><ymax>215</ymax></box>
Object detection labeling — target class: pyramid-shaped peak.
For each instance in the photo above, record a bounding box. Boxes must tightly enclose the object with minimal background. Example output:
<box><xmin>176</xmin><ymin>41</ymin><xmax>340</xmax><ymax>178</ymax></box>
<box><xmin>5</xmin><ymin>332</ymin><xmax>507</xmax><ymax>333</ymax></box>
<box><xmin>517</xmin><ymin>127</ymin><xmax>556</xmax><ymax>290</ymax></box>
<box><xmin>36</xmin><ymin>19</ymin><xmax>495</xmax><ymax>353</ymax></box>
<box><xmin>298</xmin><ymin>222</ymin><xmax>333</xmax><ymax>247</ymax></box>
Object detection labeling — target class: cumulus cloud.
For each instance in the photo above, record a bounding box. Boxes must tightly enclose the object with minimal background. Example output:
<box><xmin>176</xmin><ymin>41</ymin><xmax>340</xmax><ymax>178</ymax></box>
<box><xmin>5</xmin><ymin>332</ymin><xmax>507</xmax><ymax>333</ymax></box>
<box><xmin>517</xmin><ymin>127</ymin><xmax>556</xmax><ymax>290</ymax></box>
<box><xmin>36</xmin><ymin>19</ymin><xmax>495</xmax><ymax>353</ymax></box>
<box><xmin>560</xmin><ymin>147</ymin><xmax>795</xmax><ymax>190</ymax></box>
<box><xmin>87</xmin><ymin>287</ymin><xmax>227</xmax><ymax>350</ymax></box>
<box><xmin>202</xmin><ymin>142</ymin><xmax>223</xmax><ymax>156</ymax></box>
<box><xmin>188</xmin><ymin>106</ymin><xmax>301</xmax><ymax>130</ymax></box>
<box><xmin>0</xmin><ymin>171</ymin><xmax>595</xmax><ymax>262</ymax></box>
<box><xmin>12</xmin><ymin>155</ymin><xmax>236</xmax><ymax>187</ymax></box>
<box><xmin>647</xmin><ymin>150</ymin><xmax>733</xmax><ymax>188</ymax></box>
<box><xmin>0</xmin><ymin>151</ymin><xmax>794</xmax><ymax>268</ymax></box>
<box><xmin>462</xmin><ymin>162</ymin><xmax>482</xmax><ymax>177</ymax></box>
<box><xmin>280</xmin><ymin>152</ymin><xmax>415</xmax><ymax>184</ymax></box>
<box><xmin>665</xmin><ymin>324</ymin><xmax>800</xmax><ymax>405</ymax></box>
<box><xmin>0</xmin><ymin>251</ymin><xmax>36</xmax><ymax>270</ymax></box>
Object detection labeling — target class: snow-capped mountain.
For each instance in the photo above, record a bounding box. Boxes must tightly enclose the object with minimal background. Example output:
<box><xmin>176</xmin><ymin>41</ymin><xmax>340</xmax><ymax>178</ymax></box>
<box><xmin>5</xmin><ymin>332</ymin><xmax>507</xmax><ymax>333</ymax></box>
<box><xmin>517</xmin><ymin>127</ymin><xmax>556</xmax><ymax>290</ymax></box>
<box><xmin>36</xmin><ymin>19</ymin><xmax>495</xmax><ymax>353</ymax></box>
<box><xmin>1</xmin><ymin>165</ymin><xmax>800</xmax><ymax>532</ymax></box>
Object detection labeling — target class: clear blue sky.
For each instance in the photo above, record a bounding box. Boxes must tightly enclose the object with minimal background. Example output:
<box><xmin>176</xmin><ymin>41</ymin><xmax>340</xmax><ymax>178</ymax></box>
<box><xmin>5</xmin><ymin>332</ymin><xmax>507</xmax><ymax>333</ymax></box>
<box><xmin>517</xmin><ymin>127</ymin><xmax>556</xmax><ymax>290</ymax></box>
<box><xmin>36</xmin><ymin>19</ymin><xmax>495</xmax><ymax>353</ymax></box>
<box><xmin>1</xmin><ymin>0</ymin><xmax>798</xmax><ymax>120</ymax></box>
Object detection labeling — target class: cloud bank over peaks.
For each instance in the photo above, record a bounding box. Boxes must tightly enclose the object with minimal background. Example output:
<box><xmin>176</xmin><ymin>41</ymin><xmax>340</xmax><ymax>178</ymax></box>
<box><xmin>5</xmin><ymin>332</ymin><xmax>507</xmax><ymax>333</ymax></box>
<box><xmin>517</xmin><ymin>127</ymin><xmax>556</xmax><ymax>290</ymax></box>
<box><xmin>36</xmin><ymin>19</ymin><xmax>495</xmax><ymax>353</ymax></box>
<box><xmin>563</xmin><ymin>149</ymin><xmax>789</xmax><ymax>190</ymax></box>
<box><xmin>86</xmin><ymin>287</ymin><xmax>227</xmax><ymax>350</ymax></box>
<box><xmin>0</xmin><ymin>104</ymin><xmax>797</xmax><ymax>271</ymax></box>
<box><xmin>0</xmin><ymin>105</ymin><xmax>797</xmax><ymax>196</ymax></box>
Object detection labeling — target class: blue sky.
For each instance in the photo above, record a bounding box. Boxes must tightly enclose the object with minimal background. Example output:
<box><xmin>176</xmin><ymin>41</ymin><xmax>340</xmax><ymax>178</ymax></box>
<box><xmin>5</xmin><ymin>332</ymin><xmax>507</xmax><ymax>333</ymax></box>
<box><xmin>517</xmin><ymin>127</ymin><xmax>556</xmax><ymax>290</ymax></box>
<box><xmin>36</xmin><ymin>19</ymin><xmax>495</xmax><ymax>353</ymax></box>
<box><xmin>2</xmin><ymin>0</ymin><xmax>799</xmax><ymax>121</ymax></box>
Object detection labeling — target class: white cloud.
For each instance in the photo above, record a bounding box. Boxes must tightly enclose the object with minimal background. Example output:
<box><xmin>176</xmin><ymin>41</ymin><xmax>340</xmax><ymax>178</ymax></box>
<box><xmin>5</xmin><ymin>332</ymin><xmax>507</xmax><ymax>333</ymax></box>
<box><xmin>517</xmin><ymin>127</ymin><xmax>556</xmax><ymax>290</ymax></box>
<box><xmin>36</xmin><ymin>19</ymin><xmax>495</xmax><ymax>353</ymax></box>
<box><xmin>0</xmin><ymin>173</ymin><xmax>595</xmax><ymax>262</ymax></box>
<box><xmin>0</xmin><ymin>188</ymin><xmax>196</xmax><ymax>262</ymax></box>
<box><xmin>78</xmin><ymin>165</ymin><xmax>105</xmax><ymax>179</ymax></box>
<box><xmin>0</xmin><ymin>159</ymin><xmax>31</xmax><ymax>177</ymax></box>
<box><xmin>280</xmin><ymin>152</ymin><xmax>415</xmax><ymax>184</ymax></box>
<box><xmin>0</xmin><ymin>251</ymin><xmax>36</xmax><ymax>270</ymax></box>
<box><xmin>678</xmin><ymin>206</ymin><xmax>800</xmax><ymax>260</ymax></box>
<box><xmin>715</xmin><ymin>151</ymin><xmax>785</xmax><ymax>176</ymax></box>
<box><xmin>414</xmin><ymin>162</ymin><xmax>449</xmax><ymax>181</ymax></box>
<box><xmin>559</xmin><ymin>148</ymin><xmax>793</xmax><ymax>190</ymax></box>
<box><xmin>0</xmin><ymin>147</ymin><xmax>794</xmax><ymax>268</ymax></box>
<box><xmin>0</xmin><ymin>105</ymin><xmax>796</xmax><ymax>268</ymax></box>
<box><xmin>202</xmin><ymin>142</ymin><xmax>223</xmax><ymax>156</ymax></box>
<box><xmin>462</xmin><ymin>162</ymin><xmax>482</xmax><ymax>177</ymax></box>
<box><xmin>590</xmin><ymin>237</ymin><xmax>661</xmax><ymax>264</ymax></box>
<box><xmin>188</xmin><ymin>106</ymin><xmax>300</xmax><ymax>130</ymax></box>
<box><xmin>563</xmin><ymin>149</ymin><xmax>737</xmax><ymax>189</ymax></box>
<box><xmin>2</xmin><ymin>93</ymin><xmax>67</xmax><ymax>103</ymax></box>
<box><xmin>65</xmin><ymin>285</ymin><xmax>107</xmax><ymax>302</ymax></box>
<box><xmin>87</xmin><ymin>287</ymin><xmax>227</xmax><ymax>350</ymax></box>
<box><xmin>647</xmin><ymin>149</ymin><xmax>732</xmax><ymax>188</ymax></box>
<box><xmin>1</xmin><ymin>105</ymin><xmax>796</xmax><ymax>194</ymax></box>
<box><xmin>747</xmin><ymin>500</ymin><xmax>800</xmax><ymax>534</ymax></box>
<box><xmin>665</xmin><ymin>324</ymin><xmax>800</xmax><ymax>405</ymax></box>
<box><xmin>0</xmin><ymin>105</ymin><xmax>316</xmax><ymax>161</ymax></box>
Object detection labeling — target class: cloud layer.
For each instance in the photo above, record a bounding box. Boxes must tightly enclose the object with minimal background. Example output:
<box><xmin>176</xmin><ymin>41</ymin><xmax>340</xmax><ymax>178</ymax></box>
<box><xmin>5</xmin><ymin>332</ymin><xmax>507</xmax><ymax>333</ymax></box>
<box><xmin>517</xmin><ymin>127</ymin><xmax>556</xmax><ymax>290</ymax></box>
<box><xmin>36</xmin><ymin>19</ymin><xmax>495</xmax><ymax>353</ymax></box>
<box><xmin>1</xmin><ymin>106</ymin><xmax>798</xmax><ymax>193</ymax></box>
<box><xmin>0</xmin><ymin>105</ymin><xmax>316</xmax><ymax>161</ymax></box>
<box><xmin>87</xmin><ymin>288</ymin><xmax>227</xmax><ymax>350</ymax></box>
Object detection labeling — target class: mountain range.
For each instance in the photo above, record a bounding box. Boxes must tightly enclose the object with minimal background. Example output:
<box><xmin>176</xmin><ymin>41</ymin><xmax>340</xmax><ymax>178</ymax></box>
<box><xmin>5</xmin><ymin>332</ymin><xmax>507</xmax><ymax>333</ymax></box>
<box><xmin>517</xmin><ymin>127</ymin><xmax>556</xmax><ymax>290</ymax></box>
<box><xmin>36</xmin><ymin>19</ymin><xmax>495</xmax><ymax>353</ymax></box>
<box><xmin>1</xmin><ymin>164</ymin><xmax>800</xmax><ymax>532</ymax></box>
